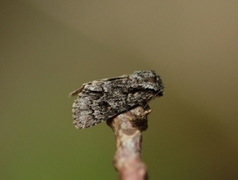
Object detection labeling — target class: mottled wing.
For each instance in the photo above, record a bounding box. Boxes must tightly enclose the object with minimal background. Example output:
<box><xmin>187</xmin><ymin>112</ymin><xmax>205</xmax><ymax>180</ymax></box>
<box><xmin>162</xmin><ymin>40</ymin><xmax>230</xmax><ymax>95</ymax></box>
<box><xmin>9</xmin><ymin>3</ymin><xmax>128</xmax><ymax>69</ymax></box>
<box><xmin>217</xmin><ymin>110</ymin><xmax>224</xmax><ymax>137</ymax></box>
<box><xmin>70</xmin><ymin>76</ymin><xmax>130</xmax><ymax>129</ymax></box>
<box><xmin>70</xmin><ymin>70</ymin><xmax>164</xmax><ymax>129</ymax></box>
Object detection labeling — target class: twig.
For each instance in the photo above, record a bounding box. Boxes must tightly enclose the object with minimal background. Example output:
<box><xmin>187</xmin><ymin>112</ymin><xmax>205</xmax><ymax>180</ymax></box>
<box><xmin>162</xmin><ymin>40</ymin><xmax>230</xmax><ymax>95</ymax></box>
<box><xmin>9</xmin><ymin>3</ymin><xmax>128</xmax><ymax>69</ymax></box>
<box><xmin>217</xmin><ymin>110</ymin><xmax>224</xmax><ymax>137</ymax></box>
<box><xmin>107</xmin><ymin>106</ymin><xmax>152</xmax><ymax>180</ymax></box>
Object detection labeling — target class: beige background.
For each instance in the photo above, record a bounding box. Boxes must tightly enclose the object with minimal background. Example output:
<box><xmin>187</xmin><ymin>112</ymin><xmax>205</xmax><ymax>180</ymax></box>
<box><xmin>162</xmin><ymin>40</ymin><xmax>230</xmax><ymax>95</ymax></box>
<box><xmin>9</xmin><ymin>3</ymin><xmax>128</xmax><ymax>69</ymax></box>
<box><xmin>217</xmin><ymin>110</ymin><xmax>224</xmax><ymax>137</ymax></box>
<box><xmin>1</xmin><ymin>1</ymin><xmax>238</xmax><ymax>179</ymax></box>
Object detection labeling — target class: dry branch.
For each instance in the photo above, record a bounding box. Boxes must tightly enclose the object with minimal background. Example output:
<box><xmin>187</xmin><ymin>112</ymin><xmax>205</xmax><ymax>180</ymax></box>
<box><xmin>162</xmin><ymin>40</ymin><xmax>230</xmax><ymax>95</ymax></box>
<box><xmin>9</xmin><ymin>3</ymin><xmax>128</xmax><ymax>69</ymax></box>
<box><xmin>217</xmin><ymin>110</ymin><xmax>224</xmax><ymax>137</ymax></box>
<box><xmin>107</xmin><ymin>106</ymin><xmax>151</xmax><ymax>180</ymax></box>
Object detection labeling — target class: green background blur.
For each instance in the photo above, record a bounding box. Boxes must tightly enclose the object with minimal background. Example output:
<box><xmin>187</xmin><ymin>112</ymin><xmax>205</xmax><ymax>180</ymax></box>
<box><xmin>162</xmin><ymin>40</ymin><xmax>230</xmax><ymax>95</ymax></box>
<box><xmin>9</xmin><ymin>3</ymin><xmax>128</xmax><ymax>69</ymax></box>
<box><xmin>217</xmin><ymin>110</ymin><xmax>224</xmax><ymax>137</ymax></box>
<box><xmin>1</xmin><ymin>1</ymin><xmax>238</xmax><ymax>179</ymax></box>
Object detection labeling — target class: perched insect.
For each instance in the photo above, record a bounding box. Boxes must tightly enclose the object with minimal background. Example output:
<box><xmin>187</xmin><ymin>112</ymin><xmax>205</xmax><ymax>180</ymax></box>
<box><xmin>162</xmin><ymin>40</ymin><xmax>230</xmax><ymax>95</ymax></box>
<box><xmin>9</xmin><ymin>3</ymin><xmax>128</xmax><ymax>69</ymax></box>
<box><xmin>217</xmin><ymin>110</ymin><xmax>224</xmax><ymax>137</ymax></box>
<box><xmin>69</xmin><ymin>70</ymin><xmax>164</xmax><ymax>129</ymax></box>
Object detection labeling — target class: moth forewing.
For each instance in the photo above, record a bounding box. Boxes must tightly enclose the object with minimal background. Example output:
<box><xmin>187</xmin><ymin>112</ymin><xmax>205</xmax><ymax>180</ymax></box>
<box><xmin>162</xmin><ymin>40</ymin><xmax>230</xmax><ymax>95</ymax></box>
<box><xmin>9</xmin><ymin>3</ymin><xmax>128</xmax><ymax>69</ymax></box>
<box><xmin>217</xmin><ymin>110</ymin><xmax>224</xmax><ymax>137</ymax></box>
<box><xmin>70</xmin><ymin>70</ymin><xmax>164</xmax><ymax>129</ymax></box>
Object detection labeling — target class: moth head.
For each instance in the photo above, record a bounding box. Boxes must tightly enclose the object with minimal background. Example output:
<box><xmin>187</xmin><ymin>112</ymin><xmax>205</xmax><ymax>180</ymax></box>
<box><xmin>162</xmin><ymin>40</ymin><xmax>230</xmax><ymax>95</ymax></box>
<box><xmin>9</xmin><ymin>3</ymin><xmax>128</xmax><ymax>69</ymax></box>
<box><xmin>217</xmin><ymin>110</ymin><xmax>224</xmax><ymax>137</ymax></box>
<box><xmin>132</xmin><ymin>70</ymin><xmax>164</xmax><ymax>97</ymax></box>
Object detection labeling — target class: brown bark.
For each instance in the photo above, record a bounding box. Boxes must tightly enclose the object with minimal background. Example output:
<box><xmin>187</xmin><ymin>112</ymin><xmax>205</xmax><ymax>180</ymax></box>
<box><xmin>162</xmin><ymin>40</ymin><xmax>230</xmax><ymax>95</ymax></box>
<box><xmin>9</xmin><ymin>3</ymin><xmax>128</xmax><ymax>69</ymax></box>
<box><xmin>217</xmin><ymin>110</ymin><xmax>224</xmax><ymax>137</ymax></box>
<box><xmin>107</xmin><ymin>106</ymin><xmax>151</xmax><ymax>180</ymax></box>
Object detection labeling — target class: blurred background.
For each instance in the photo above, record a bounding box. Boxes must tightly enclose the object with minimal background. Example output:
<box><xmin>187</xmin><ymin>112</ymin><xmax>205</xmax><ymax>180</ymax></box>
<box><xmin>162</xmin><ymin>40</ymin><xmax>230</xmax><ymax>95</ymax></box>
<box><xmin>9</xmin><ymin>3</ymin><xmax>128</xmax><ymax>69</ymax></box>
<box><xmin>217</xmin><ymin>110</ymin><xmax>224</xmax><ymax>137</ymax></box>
<box><xmin>1</xmin><ymin>1</ymin><xmax>238</xmax><ymax>179</ymax></box>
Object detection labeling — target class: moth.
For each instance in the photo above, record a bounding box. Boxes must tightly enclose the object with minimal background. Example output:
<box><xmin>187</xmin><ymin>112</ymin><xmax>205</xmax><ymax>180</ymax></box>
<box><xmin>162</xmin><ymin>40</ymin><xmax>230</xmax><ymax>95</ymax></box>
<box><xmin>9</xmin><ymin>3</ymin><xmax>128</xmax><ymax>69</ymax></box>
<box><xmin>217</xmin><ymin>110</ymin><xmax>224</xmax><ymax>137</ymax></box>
<box><xmin>69</xmin><ymin>70</ymin><xmax>164</xmax><ymax>129</ymax></box>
